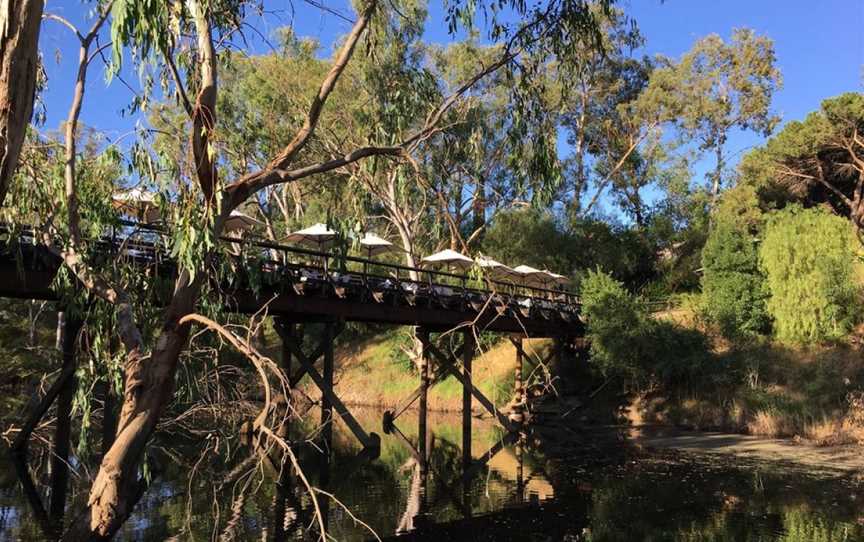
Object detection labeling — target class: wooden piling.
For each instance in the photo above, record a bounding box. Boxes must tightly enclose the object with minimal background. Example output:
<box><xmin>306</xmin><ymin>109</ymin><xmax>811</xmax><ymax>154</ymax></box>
<box><xmin>513</xmin><ymin>336</ymin><xmax>524</xmax><ymax>424</ymax></box>
<box><xmin>417</xmin><ymin>328</ymin><xmax>430</xmax><ymax>474</ymax></box>
<box><xmin>321</xmin><ymin>322</ymin><xmax>334</xmax><ymax>454</ymax></box>
<box><xmin>277</xmin><ymin>319</ymin><xmax>294</xmax><ymax>440</ymax></box>
<box><xmin>50</xmin><ymin>315</ymin><xmax>80</xmax><ymax>524</ymax></box>
<box><xmin>462</xmin><ymin>329</ymin><xmax>475</xmax><ymax>468</ymax></box>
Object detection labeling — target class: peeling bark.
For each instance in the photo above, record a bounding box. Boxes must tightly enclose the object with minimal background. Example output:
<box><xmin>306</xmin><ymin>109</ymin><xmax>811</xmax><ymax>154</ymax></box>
<box><xmin>0</xmin><ymin>0</ymin><xmax>44</xmax><ymax>208</ymax></box>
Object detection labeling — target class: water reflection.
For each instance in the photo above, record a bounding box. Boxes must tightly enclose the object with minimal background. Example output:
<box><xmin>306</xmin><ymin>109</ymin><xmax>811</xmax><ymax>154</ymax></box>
<box><xmin>2</xmin><ymin>408</ymin><xmax>863</xmax><ymax>541</ymax></box>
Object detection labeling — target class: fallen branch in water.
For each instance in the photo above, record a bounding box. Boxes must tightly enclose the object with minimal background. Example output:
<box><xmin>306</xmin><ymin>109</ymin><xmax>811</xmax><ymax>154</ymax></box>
<box><xmin>179</xmin><ymin>312</ymin><xmax>344</xmax><ymax>541</ymax></box>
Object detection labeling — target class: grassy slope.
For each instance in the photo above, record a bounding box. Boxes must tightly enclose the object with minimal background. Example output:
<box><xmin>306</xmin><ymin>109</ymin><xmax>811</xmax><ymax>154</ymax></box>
<box><xmin>636</xmin><ymin>308</ymin><xmax>864</xmax><ymax>444</ymax></box>
<box><xmin>298</xmin><ymin>327</ymin><xmax>552</xmax><ymax>413</ymax></box>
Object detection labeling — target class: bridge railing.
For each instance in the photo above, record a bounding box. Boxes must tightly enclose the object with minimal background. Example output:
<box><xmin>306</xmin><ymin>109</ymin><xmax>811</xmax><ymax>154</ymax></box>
<box><xmin>1</xmin><ymin>220</ymin><xmax>581</xmax><ymax>310</ymax></box>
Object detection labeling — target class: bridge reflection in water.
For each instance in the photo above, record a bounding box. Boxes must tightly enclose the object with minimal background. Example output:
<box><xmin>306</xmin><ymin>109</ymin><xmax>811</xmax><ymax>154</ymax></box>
<box><xmin>5</xmin><ymin>407</ymin><xmax>861</xmax><ymax>540</ymax></box>
<box><xmin>265</xmin><ymin>408</ymin><xmax>567</xmax><ymax>541</ymax></box>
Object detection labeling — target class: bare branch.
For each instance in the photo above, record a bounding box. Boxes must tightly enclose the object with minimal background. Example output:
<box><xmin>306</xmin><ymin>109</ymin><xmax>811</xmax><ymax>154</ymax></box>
<box><xmin>161</xmin><ymin>42</ymin><xmax>194</xmax><ymax>117</ymax></box>
<box><xmin>43</xmin><ymin>13</ymin><xmax>82</xmax><ymax>40</ymax></box>
<box><xmin>775</xmin><ymin>161</ymin><xmax>854</xmax><ymax>208</ymax></box>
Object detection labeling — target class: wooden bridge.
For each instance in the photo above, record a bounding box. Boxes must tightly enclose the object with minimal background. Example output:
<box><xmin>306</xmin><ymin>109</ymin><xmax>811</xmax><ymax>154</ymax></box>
<box><xmin>0</xmin><ymin>222</ymin><xmax>584</xmax><ymax>464</ymax></box>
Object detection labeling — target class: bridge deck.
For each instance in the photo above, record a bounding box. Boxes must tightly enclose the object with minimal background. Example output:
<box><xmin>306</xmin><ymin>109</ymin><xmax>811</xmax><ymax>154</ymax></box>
<box><xmin>0</xmin><ymin>224</ymin><xmax>583</xmax><ymax>338</ymax></box>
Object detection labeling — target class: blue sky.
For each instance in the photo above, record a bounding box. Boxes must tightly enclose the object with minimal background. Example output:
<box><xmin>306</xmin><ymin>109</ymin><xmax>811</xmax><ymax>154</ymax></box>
<box><xmin>36</xmin><ymin>0</ymin><xmax>862</xmax><ymax>209</ymax></box>
<box><xmin>628</xmin><ymin>0</ymin><xmax>862</xmax><ymax>183</ymax></box>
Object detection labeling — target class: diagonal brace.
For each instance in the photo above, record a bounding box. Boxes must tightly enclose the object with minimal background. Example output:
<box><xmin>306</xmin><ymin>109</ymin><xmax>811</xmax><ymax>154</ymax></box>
<box><xmin>426</xmin><ymin>343</ymin><xmax>514</xmax><ymax>430</ymax></box>
<box><xmin>384</xmin><ymin>343</ymin><xmax>463</xmax><ymax>428</ymax></box>
<box><xmin>283</xmin><ymin>337</ymin><xmax>380</xmax><ymax>452</ymax></box>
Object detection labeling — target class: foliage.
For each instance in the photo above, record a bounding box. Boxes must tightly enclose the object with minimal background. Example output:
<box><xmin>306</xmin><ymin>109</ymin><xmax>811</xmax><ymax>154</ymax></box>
<box><xmin>556</xmin><ymin>5</ymin><xmax>652</xmax><ymax>216</ymax></box>
<box><xmin>739</xmin><ymin>92</ymin><xmax>864</xmax><ymax>233</ymax></box>
<box><xmin>581</xmin><ymin>268</ymin><xmax>715</xmax><ymax>390</ymax></box>
<box><xmin>701</xmin><ymin>216</ymin><xmax>770</xmax><ymax>340</ymax></box>
<box><xmin>713</xmin><ymin>183</ymin><xmax>765</xmax><ymax>233</ymax></box>
<box><xmin>580</xmin><ymin>269</ymin><xmax>650</xmax><ymax>377</ymax></box>
<box><xmin>481</xmin><ymin>208</ymin><xmax>657</xmax><ymax>288</ymax></box>
<box><xmin>481</xmin><ymin>208</ymin><xmax>571</xmax><ymax>272</ymax></box>
<box><xmin>759</xmin><ymin>206</ymin><xmax>860</xmax><ymax>343</ymax></box>
<box><xmin>634</xmin><ymin>29</ymin><xmax>781</xmax><ymax>200</ymax></box>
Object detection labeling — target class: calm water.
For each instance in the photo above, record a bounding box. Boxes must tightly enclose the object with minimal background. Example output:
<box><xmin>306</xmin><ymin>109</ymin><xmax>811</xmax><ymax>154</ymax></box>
<box><xmin>1</xmin><ymin>409</ymin><xmax>862</xmax><ymax>541</ymax></box>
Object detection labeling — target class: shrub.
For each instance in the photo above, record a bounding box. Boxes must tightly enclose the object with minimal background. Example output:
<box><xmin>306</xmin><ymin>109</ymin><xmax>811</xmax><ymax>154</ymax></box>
<box><xmin>482</xmin><ymin>208</ymin><xmax>571</xmax><ymax>272</ymax></box>
<box><xmin>582</xmin><ymin>269</ymin><xmax>717</xmax><ymax>390</ymax></box>
<box><xmin>759</xmin><ymin>206</ymin><xmax>860</xmax><ymax>343</ymax></box>
<box><xmin>580</xmin><ymin>269</ymin><xmax>650</xmax><ymax>378</ymax></box>
<box><xmin>701</xmin><ymin>221</ymin><xmax>770</xmax><ymax>339</ymax></box>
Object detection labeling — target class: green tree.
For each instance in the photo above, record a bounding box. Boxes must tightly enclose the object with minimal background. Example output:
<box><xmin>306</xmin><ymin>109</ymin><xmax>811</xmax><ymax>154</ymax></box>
<box><xmin>557</xmin><ymin>4</ymin><xmax>651</xmax><ymax>216</ymax></box>
<box><xmin>482</xmin><ymin>208</ymin><xmax>570</xmax><ymax>272</ymax></box>
<box><xmin>701</xmin><ymin>220</ymin><xmax>770</xmax><ymax>339</ymax></box>
<box><xmin>636</xmin><ymin>28</ymin><xmax>781</xmax><ymax>208</ymax></box>
<box><xmin>0</xmin><ymin>0</ymin><xmax>44</xmax><ymax>209</ymax></box>
<box><xmin>580</xmin><ymin>269</ymin><xmax>649</xmax><ymax>377</ymax></box>
<box><xmin>739</xmin><ymin>92</ymin><xmax>864</xmax><ymax>237</ymax></box>
<box><xmin>9</xmin><ymin>1</ymin><xmax>620</xmax><ymax>536</ymax></box>
<box><xmin>759</xmin><ymin>206</ymin><xmax>860</xmax><ymax>343</ymax></box>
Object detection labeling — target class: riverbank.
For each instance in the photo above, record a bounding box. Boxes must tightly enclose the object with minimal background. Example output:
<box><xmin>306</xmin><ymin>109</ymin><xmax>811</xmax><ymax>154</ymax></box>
<box><xmin>297</xmin><ymin>328</ymin><xmax>553</xmax><ymax>413</ymax></box>
<box><xmin>292</xmin><ymin>318</ymin><xmax>864</xmax><ymax>452</ymax></box>
<box><xmin>621</xmin><ymin>308</ymin><xmax>864</xmax><ymax>448</ymax></box>
<box><xmin>630</xmin><ymin>425</ymin><xmax>864</xmax><ymax>473</ymax></box>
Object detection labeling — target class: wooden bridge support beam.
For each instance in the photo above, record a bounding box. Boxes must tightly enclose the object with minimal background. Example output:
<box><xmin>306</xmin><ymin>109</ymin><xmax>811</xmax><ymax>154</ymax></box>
<box><xmin>462</xmin><ymin>329</ymin><xmax>475</xmax><ymax>469</ymax></box>
<box><xmin>275</xmin><ymin>319</ymin><xmax>380</xmax><ymax>456</ymax></box>
<box><xmin>276</xmin><ymin>321</ymin><xmax>295</xmax><ymax>440</ymax></box>
<box><xmin>417</xmin><ymin>328</ymin><xmax>430</xmax><ymax>475</ymax></box>
<box><xmin>321</xmin><ymin>323</ymin><xmax>334</xmax><ymax>453</ymax></box>
<box><xmin>510</xmin><ymin>336</ymin><xmax>526</xmax><ymax>424</ymax></box>
<box><xmin>49</xmin><ymin>314</ymin><xmax>81</xmax><ymax>525</ymax></box>
<box><xmin>426</xmin><ymin>340</ymin><xmax>513</xmax><ymax>431</ymax></box>
<box><xmin>382</xmin><ymin>341</ymin><xmax>465</xmax><ymax>432</ymax></box>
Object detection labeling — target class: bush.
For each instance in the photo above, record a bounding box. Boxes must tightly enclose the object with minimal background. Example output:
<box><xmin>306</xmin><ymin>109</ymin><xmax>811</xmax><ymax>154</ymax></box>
<box><xmin>701</xmin><ymin>221</ymin><xmax>770</xmax><ymax>339</ymax></box>
<box><xmin>482</xmin><ymin>208</ymin><xmax>571</xmax><ymax>272</ymax></box>
<box><xmin>580</xmin><ymin>269</ymin><xmax>650</xmax><ymax>378</ymax></box>
<box><xmin>482</xmin><ymin>210</ymin><xmax>658</xmax><ymax>291</ymax></box>
<box><xmin>759</xmin><ymin>206</ymin><xmax>860</xmax><ymax>343</ymax></box>
<box><xmin>582</xmin><ymin>269</ymin><xmax>717</xmax><ymax>390</ymax></box>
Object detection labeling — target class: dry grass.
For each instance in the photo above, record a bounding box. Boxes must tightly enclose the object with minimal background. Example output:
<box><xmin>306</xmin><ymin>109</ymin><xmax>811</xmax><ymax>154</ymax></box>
<box><xmin>300</xmin><ymin>329</ymin><xmax>552</xmax><ymax>413</ymax></box>
<box><xmin>746</xmin><ymin>410</ymin><xmax>796</xmax><ymax>438</ymax></box>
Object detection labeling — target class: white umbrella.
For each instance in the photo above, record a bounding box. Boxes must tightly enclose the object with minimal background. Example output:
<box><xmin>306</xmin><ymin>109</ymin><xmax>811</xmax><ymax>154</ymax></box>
<box><xmin>421</xmin><ymin>249</ymin><xmax>474</xmax><ymax>271</ymax></box>
<box><xmin>541</xmin><ymin>270</ymin><xmax>570</xmax><ymax>286</ymax></box>
<box><xmin>224</xmin><ymin>210</ymin><xmax>263</xmax><ymax>233</ymax></box>
<box><xmin>475</xmin><ymin>255</ymin><xmax>519</xmax><ymax>281</ymax></box>
<box><xmin>112</xmin><ymin>187</ymin><xmax>160</xmax><ymax>223</ymax></box>
<box><xmin>285</xmin><ymin>223</ymin><xmax>337</xmax><ymax>251</ymax></box>
<box><xmin>512</xmin><ymin>264</ymin><xmax>548</xmax><ymax>287</ymax></box>
<box><xmin>359</xmin><ymin>232</ymin><xmax>394</xmax><ymax>258</ymax></box>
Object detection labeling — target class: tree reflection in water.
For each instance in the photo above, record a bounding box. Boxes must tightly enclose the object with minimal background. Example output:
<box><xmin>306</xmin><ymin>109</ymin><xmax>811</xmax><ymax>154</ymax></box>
<box><xmin>2</xmin><ymin>408</ymin><xmax>863</xmax><ymax>541</ymax></box>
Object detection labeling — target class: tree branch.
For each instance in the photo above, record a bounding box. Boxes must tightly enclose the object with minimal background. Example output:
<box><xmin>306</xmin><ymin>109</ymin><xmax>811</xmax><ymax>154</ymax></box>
<box><xmin>187</xmin><ymin>0</ymin><xmax>218</xmax><ymax>203</ymax></box>
<box><xmin>225</xmin><ymin>0</ymin><xmax>378</xmax><ymax>205</ymax></box>
<box><xmin>161</xmin><ymin>41</ymin><xmax>194</xmax><ymax>117</ymax></box>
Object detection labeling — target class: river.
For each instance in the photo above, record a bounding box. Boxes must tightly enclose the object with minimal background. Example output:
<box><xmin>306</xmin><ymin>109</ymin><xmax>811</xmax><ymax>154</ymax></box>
<box><xmin>1</xmin><ymin>408</ymin><xmax>862</xmax><ymax>541</ymax></box>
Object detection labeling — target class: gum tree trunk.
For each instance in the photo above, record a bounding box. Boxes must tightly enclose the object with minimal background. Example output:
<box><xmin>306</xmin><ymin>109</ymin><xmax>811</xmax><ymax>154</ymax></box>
<box><xmin>0</xmin><ymin>0</ymin><xmax>44</xmax><ymax>208</ymax></box>
<box><xmin>63</xmin><ymin>281</ymin><xmax>199</xmax><ymax>541</ymax></box>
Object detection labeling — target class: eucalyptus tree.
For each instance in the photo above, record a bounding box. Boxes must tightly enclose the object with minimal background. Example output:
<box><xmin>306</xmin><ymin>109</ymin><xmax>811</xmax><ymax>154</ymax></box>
<box><xmin>402</xmin><ymin>40</ymin><xmax>566</xmax><ymax>254</ymax></box>
<box><xmin>639</xmin><ymin>28</ymin><xmax>781</xmax><ymax>208</ymax></box>
<box><xmin>4</xmin><ymin>0</ymin><xmax>618</xmax><ymax>537</ymax></box>
<box><xmin>0</xmin><ymin>0</ymin><xmax>44</xmax><ymax>208</ymax></box>
<box><xmin>557</xmin><ymin>4</ymin><xmax>649</xmax><ymax>215</ymax></box>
